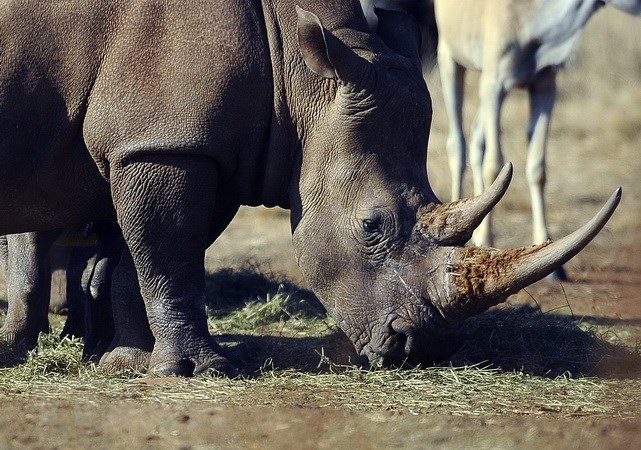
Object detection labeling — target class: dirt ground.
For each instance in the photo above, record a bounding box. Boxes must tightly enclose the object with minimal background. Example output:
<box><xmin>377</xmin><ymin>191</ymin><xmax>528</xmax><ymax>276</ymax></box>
<box><xmin>3</xmin><ymin>402</ymin><xmax>641</xmax><ymax>449</ymax></box>
<box><xmin>1</xmin><ymin>7</ymin><xmax>641</xmax><ymax>450</ymax></box>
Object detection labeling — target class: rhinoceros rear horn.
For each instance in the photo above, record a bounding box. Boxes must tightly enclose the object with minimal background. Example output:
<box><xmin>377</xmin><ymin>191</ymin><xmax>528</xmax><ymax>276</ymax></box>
<box><xmin>296</xmin><ymin>6</ymin><xmax>370</xmax><ymax>84</ymax></box>
<box><xmin>419</xmin><ymin>163</ymin><xmax>513</xmax><ymax>245</ymax></box>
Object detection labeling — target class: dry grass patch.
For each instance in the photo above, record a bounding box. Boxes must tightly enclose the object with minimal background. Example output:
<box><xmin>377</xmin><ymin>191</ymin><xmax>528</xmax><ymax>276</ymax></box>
<box><xmin>0</xmin><ymin>269</ymin><xmax>639</xmax><ymax>418</ymax></box>
<box><xmin>1</xmin><ymin>333</ymin><xmax>639</xmax><ymax>417</ymax></box>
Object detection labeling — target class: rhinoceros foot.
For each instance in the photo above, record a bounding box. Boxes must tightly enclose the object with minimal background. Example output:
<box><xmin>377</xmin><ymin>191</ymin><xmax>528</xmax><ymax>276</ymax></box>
<box><xmin>148</xmin><ymin>337</ymin><xmax>239</xmax><ymax>378</ymax></box>
<box><xmin>99</xmin><ymin>346</ymin><xmax>152</xmax><ymax>373</ymax></box>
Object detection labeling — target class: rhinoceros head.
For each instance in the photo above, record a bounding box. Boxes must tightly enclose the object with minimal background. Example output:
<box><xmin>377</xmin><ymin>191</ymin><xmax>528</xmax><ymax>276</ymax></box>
<box><xmin>290</xmin><ymin>7</ymin><xmax>620</xmax><ymax>366</ymax></box>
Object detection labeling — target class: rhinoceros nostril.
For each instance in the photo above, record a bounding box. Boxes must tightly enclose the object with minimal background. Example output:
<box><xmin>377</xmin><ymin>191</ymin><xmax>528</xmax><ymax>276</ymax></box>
<box><xmin>378</xmin><ymin>334</ymin><xmax>407</xmax><ymax>367</ymax></box>
<box><xmin>390</xmin><ymin>319</ymin><xmax>413</xmax><ymax>340</ymax></box>
<box><xmin>393</xmin><ymin>331</ymin><xmax>408</xmax><ymax>352</ymax></box>
<box><xmin>375</xmin><ymin>319</ymin><xmax>415</xmax><ymax>363</ymax></box>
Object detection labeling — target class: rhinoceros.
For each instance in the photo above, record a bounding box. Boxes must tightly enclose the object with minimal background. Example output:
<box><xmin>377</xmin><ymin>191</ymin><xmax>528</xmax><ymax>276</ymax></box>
<box><xmin>0</xmin><ymin>0</ymin><xmax>619</xmax><ymax>376</ymax></box>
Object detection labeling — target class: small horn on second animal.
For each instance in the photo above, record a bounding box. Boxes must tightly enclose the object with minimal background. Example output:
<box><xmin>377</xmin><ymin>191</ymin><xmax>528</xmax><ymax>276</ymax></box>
<box><xmin>374</xmin><ymin>8</ymin><xmax>422</xmax><ymax>61</ymax></box>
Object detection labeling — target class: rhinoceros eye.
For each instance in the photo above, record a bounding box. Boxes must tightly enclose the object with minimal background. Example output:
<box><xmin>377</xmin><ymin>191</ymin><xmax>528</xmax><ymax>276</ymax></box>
<box><xmin>362</xmin><ymin>218</ymin><xmax>380</xmax><ymax>234</ymax></box>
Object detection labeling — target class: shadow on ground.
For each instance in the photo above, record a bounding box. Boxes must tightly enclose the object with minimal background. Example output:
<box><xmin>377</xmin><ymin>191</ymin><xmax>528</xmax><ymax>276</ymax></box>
<box><xmin>1</xmin><ymin>266</ymin><xmax>637</xmax><ymax>378</ymax></box>
<box><xmin>453</xmin><ymin>306</ymin><xmax>641</xmax><ymax>379</ymax></box>
<box><xmin>205</xmin><ymin>264</ymin><xmax>323</xmax><ymax>317</ymax></box>
<box><xmin>204</xmin><ymin>267</ymin><xmax>641</xmax><ymax>380</ymax></box>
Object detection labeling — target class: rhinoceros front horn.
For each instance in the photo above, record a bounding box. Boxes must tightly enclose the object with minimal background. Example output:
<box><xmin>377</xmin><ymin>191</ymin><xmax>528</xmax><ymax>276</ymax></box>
<box><xmin>441</xmin><ymin>187</ymin><xmax>622</xmax><ymax>321</ymax></box>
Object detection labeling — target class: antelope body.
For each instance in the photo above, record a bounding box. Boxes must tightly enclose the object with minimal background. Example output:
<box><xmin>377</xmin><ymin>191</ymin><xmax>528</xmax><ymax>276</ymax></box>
<box><xmin>434</xmin><ymin>0</ymin><xmax>640</xmax><ymax>277</ymax></box>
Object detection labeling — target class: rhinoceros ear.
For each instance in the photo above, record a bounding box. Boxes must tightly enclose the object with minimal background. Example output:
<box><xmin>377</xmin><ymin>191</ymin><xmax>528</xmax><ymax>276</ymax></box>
<box><xmin>374</xmin><ymin>8</ymin><xmax>421</xmax><ymax>62</ymax></box>
<box><xmin>296</xmin><ymin>6</ymin><xmax>370</xmax><ymax>84</ymax></box>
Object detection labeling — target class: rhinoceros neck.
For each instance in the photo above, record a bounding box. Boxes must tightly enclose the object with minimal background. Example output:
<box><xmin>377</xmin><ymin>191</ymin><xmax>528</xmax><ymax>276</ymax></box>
<box><xmin>248</xmin><ymin>0</ymin><xmax>306</xmax><ymax>210</ymax></box>
<box><xmin>258</xmin><ymin>0</ymin><xmax>375</xmax><ymax>214</ymax></box>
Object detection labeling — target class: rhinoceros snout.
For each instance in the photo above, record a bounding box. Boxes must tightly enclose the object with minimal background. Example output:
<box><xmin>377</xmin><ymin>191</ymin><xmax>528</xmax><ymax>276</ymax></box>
<box><xmin>374</xmin><ymin>319</ymin><xmax>464</xmax><ymax>367</ymax></box>
<box><xmin>375</xmin><ymin>322</ymin><xmax>410</xmax><ymax>365</ymax></box>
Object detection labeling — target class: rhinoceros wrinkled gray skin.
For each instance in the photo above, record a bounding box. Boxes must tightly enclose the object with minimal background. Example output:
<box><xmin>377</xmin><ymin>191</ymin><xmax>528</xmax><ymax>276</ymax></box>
<box><xmin>0</xmin><ymin>0</ymin><xmax>620</xmax><ymax>376</ymax></box>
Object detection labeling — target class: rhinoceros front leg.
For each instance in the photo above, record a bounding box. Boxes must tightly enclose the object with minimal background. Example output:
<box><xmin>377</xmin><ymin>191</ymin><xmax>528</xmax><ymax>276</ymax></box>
<box><xmin>0</xmin><ymin>230</ymin><xmax>60</xmax><ymax>362</ymax></box>
<box><xmin>109</xmin><ymin>155</ymin><xmax>236</xmax><ymax>377</ymax></box>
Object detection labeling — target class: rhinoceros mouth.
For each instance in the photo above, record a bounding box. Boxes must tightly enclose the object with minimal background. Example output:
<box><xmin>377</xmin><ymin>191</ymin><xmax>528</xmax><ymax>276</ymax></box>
<box><xmin>359</xmin><ymin>312</ymin><xmax>463</xmax><ymax>366</ymax></box>
<box><xmin>388</xmin><ymin>315</ymin><xmax>463</xmax><ymax>365</ymax></box>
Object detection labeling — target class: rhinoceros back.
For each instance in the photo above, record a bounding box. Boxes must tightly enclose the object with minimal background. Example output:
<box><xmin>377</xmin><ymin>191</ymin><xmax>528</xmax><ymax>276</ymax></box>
<box><xmin>82</xmin><ymin>0</ymin><xmax>273</xmax><ymax>176</ymax></box>
<box><xmin>0</xmin><ymin>0</ymin><xmax>275</xmax><ymax>231</ymax></box>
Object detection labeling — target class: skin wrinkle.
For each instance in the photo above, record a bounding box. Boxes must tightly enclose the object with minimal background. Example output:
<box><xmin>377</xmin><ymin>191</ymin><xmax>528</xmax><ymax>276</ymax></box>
<box><xmin>335</xmin><ymin>72</ymin><xmax>379</xmax><ymax>115</ymax></box>
<box><xmin>392</xmin><ymin>267</ymin><xmax>422</xmax><ymax>308</ymax></box>
<box><xmin>333</xmin><ymin>157</ymin><xmax>369</xmax><ymax>208</ymax></box>
<box><xmin>336</xmin><ymin>72</ymin><xmax>399</xmax><ymax>122</ymax></box>
<box><xmin>326</xmin><ymin>260</ymin><xmax>389</xmax><ymax>357</ymax></box>
<box><xmin>392</xmin><ymin>265</ymin><xmax>442</xmax><ymax>332</ymax></box>
<box><xmin>386</xmin><ymin>246</ymin><xmax>461</xmax><ymax>332</ymax></box>
<box><xmin>358</xmin><ymin>229</ymin><xmax>397</xmax><ymax>264</ymax></box>
<box><xmin>364</xmin><ymin>260</ymin><xmax>421</xmax><ymax>327</ymax></box>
